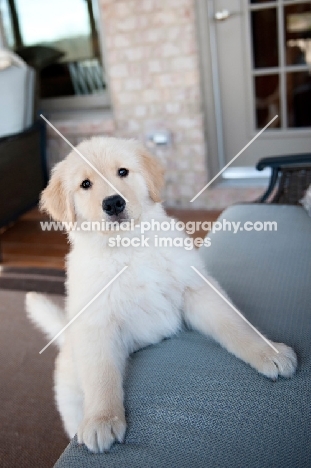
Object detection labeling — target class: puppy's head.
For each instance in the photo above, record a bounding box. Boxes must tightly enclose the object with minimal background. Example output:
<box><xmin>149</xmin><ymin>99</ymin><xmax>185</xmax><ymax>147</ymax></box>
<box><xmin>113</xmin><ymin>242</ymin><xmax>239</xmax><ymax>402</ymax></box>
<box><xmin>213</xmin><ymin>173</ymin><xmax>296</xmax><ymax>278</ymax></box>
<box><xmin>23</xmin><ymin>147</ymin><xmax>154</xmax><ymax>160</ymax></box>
<box><xmin>40</xmin><ymin>137</ymin><xmax>164</xmax><ymax>231</ymax></box>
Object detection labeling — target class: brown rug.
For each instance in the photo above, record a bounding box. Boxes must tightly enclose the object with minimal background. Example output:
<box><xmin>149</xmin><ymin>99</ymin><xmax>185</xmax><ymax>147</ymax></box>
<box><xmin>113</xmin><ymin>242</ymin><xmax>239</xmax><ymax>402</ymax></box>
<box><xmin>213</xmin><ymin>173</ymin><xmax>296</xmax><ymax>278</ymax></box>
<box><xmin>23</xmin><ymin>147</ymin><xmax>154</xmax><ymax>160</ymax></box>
<box><xmin>0</xmin><ymin>289</ymin><xmax>68</xmax><ymax>467</ymax></box>
<box><xmin>0</xmin><ymin>267</ymin><xmax>65</xmax><ymax>295</ymax></box>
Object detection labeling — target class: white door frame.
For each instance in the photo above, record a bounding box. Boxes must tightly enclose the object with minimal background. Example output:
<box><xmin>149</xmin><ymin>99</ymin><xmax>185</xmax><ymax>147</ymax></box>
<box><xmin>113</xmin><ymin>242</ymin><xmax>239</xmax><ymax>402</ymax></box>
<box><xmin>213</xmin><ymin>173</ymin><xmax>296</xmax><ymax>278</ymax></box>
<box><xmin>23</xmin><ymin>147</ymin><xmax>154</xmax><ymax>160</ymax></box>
<box><xmin>196</xmin><ymin>0</ymin><xmax>271</xmax><ymax>181</ymax></box>
<box><xmin>196</xmin><ymin>0</ymin><xmax>225</xmax><ymax>181</ymax></box>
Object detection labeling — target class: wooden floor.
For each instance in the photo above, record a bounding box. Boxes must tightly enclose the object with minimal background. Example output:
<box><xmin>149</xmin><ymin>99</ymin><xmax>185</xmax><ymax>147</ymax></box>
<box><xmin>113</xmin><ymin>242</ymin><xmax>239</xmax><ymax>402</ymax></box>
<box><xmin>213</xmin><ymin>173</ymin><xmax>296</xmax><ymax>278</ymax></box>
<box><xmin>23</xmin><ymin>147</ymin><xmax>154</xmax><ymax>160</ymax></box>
<box><xmin>0</xmin><ymin>207</ymin><xmax>221</xmax><ymax>270</ymax></box>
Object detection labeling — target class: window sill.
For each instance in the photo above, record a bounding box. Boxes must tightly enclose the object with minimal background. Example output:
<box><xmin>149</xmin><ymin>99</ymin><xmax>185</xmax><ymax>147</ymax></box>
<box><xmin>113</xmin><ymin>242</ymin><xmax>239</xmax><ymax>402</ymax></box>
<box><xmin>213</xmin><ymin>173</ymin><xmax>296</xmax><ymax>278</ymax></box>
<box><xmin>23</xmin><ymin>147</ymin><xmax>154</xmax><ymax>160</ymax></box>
<box><xmin>43</xmin><ymin>109</ymin><xmax>115</xmax><ymax>137</ymax></box>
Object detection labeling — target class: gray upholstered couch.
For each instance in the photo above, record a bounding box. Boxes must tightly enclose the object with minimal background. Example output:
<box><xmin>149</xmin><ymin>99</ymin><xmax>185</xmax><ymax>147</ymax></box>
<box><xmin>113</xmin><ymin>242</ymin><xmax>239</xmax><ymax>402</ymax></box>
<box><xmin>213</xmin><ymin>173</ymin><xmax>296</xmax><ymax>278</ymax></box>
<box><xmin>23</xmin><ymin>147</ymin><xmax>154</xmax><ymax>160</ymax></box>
<box><xmin>54</xmin><ymin>202</ymin><xmax>311</xmax><ymax>468</ymax></box>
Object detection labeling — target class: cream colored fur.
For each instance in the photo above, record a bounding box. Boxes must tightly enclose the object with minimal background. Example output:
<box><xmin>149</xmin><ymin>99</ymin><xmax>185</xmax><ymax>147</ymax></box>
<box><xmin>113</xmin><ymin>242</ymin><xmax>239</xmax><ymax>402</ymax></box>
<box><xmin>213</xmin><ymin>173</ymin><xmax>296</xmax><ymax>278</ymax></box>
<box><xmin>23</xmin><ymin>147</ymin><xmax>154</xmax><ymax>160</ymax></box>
<box><xmin>25</xmin><ymin>137</ymin><xmax>297</xmax><ymax>453</ymax></box>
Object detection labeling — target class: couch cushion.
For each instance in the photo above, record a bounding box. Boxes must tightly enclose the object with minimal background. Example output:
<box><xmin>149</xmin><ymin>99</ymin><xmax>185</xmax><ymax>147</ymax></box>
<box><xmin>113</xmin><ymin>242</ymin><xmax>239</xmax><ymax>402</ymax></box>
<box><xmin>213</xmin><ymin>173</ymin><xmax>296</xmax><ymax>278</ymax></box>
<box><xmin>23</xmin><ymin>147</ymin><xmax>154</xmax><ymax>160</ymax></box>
<box><xmin>55</xmin><ymin>204</ymin><xmax>311</xmax><ymax>468</ymax></box>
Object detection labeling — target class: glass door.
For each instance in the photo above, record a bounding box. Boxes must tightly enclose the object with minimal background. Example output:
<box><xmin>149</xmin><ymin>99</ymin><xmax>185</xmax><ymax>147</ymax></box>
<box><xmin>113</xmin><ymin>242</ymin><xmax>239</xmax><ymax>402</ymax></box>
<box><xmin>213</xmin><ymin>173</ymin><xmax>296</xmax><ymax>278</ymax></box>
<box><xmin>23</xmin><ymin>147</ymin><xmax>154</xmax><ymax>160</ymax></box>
<box><xmin>251</xmin><ymin>0</ymin><xmax>311</xmax><ymax>129</ymax></box>
<box><xmin>209</xmin><ymin>0</ymin><xmax>311</xmax><ymax>176</ymax></box>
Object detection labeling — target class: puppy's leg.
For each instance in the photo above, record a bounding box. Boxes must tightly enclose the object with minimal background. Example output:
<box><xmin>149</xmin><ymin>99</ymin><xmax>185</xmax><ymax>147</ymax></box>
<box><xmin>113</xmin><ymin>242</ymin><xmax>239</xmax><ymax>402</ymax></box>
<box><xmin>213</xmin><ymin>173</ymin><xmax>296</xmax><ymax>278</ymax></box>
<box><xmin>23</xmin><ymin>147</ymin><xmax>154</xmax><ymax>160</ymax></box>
<box><xmin>183</xmin><ymin>276</ymin><xmax>297</xmax><ymax>380</ymax></box>
<box><xmin>74</xmin><ymin>325</ymin><xmax>127</xmax><ymax>453</ymax></box>
<box><xmin>54</xmin><ymin>343</ymin><xmax>83</xmax><ymax>438</ymax></box>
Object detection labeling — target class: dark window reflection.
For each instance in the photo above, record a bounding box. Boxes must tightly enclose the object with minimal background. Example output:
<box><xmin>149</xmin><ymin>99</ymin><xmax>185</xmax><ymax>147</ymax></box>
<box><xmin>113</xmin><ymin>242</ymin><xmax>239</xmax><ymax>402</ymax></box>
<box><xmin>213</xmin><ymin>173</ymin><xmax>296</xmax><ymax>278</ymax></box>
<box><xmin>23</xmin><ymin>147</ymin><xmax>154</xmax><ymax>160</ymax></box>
<box><xmin>287</xmin><ymin>72</ymin><xmax>311</xmax><ymax>127</ymax></box>
<box><xmin>285</xmin><ymin>3</ymin><xmax>311</xmax><ymax>67</ymax></box>
<box><xmin>255</xmin><ymin>75</ymin><xmax>280</xmax><ymax>128</ymax></box>
<box><xmin>251</xmin><ymin>8</ymin><xmax>278</xmax><ymax>68</ymax></box>
<box><xmin>250</xmin><ymin>1</ymin><xmax>275</xmax><ymax>4</ymax></box>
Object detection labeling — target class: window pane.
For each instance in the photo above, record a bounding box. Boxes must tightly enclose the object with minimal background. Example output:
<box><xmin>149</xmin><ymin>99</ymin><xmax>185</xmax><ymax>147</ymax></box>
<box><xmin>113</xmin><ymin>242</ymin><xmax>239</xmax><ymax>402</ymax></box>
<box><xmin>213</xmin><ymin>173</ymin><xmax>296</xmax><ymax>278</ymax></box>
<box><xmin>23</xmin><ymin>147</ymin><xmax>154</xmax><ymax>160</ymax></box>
<box><xmin>254</xmin><ymin>75</ymin><xmax>281</xmax><ymax>128</ymax></box>
<box><xmin>15</xmin><ymin>0</ymin><xmax>91</xmax><ymax>49</ymax></box>
<box><xmin>287</xmin><ymin>72</ymin><xmax>311</xmax><ymax>127</ymax></box>
<box><xmin>251</xmin><ymin>8</ymin><xmax>278</xmax><ymax>68</ymax></box>
<box><xmin>250</xmin><ymin>1</ymin><xmax>276</xmax><ymax>4</ymax></box>
<box><xmin>0</xmin><ymin>0</ymin><xmax>106</xmax><ymax>99</ymax></box>
<box><xmin>284</xmin><ymin>3</ymin><xmax>311</xmax><ymax>66</ymax></box>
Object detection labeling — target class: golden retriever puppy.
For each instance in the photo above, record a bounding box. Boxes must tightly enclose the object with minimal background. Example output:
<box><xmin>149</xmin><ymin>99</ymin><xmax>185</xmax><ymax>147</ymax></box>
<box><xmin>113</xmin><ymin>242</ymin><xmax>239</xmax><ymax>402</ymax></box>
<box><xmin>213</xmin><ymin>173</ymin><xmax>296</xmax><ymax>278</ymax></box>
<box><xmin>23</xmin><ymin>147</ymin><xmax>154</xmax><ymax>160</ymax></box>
<box><xmin>26</xmin><ymin>137</ymin><xmax>297</xmax><ymax>453</ymax></box>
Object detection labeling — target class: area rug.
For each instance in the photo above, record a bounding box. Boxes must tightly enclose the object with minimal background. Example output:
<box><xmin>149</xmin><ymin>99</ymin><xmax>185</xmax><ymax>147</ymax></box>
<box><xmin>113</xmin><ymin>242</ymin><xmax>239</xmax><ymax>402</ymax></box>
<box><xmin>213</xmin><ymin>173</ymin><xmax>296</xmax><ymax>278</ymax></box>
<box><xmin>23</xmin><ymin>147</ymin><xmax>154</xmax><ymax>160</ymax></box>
<box><xmin>0</xmin><ymin>267</ymin><xmax>65</xmax><ymax>295</ymax></box>
<box><xmin>0</xmin><ymin>289</ymin><xmax>68</xmax><ymax>467</ymax></box>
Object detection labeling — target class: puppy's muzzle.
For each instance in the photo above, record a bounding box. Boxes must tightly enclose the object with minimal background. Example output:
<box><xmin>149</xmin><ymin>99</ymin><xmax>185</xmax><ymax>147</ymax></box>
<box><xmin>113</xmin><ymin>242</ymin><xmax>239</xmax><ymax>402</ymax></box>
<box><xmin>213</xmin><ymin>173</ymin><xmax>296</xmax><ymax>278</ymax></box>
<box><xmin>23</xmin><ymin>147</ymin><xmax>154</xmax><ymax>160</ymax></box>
<box><xmin>102</xmin><ymin>195</ymin><xmax>126</xmax><ymax>216</ymax></box>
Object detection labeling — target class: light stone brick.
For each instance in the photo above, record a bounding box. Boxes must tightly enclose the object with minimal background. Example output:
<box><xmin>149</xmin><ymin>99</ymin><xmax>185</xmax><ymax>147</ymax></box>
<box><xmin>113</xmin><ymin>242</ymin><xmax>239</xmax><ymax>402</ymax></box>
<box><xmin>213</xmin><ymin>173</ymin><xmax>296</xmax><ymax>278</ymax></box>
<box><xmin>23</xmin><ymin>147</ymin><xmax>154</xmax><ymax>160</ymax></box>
<box><xmin>99</xmin><ymin>0</ymin><xmax>115</xmax><ymax>6</ymax></box>
<box><xmin>183</xmin><ymin>70</ymin><xmax>200</xmax><ymax>86</ymax></box>
<box><xmin>104</xmin><ymin>36</ymin><xmax>114</xmax><ymax>49</ymax></box>
<box><xmin>169</xmin><ymin>88</ymin><xmax>188</xmax><ymax>102</ymax></box>
<box><xmin>137</xmin><ymin>15</ymin><xmax>151</xmax><ymax>30</ymax></box>
<box><xmin>141</xmin><ymin>0</ymin><xmax>157</xmax><ymax>12</ymax></box>
<box><xmin>153</xmin><ymin>11</ymin><xmax>177</xmax><ymax>26</ymax></box>
<box><xmin>158</xmin><ymin>43</ymin><xmax>181</xmax><ymax>58</ymax></box>
<box><xmin>134</xmin><ymin>105</ymin><xmax>148</xmax><ymax>117</ymax></box>
<box><xmin>187</xmin><ymin>127</ymin><xmax>205</xmax><ymax>142</ymax></box>
<box><xmin>165</xmin><ymin>0</ymin><xmax>193</xmax><ymax>9</ymax></box>
<box><xmin>114</xmin><ymin>92</ymin><xmax>138</xmax><ymax>106</ymax></box>
<box><xmin>110</xmin><ymin>78</ymin><xmax>123</xmax><ymax>92</ymax></box>
<box><xmin>171</xmin><ymin>56</ymin><xmax>197</xmax><ymax>71</ymax></box>
<box><xmin>145</xmin><ymin>29</ymin><xmax>161</xmax><ymax>43</ymax></box>
<box><xmin>175</xmin><ymin>117</ymin><xmax>198</xmax><ymax>129</ymax></box>
<box><xmin>165</xmin><ymin>102</ymin><xmax>181</xmax><ymax>114</ymax></box>
<box><xmin>117</xmin><ymin>17</ymin><xmax>137</xmax><ymax>32</ymax></box>
<box><xmin>114</xmin><ymin>34</ymin><xmax>131</xmax><ymax>49</ymax></box>
<box><xmin>176</xmin><ymin>4</ymin><xmax>195</xmax><ymax>22</ymax></box>
<box><xmin>142</xmin><ymin>89</ymin><xmax>162</xmax><ymax>103</ymax></box>
<box><xmin>126</xmin><ymin>119</ymin><xmax>142</xmax><ymax>132</ymax></box>
<box><xmin>125</xmin><ymin>78</ymin><xmax>143</xmax><ymax>91</ymax></box>
<box><xmin>109</xmin><ymin>63</ymin><xmax>128</xmax><ymax>78</ymax></box>
<box><xmin>165</xmin><ymin>26</ymin><xmax>181</xmax><ymax>42</ymax></box>
<box><xmin>177</xmin><ymin>159</ymin><xmax>190</xmax><ymax>170</ymax></box>
<box><xmin>124</xmin><ymin>47</ymin><xmax>145</xmax><ymax>62</ymax></box>
<box><xmin>155</xmin><ymin>73</ymin><xmax>179</xmax><ymax>88</ymax></box>
<box><xmin>127</xmin><ymin>62</ymin><xmax>144</xmax><ymax>77</ymax></box>
<box><xmin>148</xmin><ymin>60</ymin><xmax>162</xmax><ymax>73</ymax></box>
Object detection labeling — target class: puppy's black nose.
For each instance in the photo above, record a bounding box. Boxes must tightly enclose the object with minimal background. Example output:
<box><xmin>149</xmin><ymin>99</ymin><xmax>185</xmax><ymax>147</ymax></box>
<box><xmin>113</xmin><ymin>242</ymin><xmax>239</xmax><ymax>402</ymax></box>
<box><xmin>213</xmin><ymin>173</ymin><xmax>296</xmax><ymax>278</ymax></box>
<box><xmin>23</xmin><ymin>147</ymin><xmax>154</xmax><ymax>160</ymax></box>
<box><xmin>102</xmin><ymin>195</ymin><xmax>126</xmax><ymax>216</ymax></box>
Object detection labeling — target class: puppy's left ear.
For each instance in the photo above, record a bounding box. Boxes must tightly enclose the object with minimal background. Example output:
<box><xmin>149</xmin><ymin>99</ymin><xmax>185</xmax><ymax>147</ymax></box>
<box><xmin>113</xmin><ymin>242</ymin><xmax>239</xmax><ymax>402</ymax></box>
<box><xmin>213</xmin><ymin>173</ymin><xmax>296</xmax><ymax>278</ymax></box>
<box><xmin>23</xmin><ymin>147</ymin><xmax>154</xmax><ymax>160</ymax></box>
<box><xmin>139</xmin><ymin>147</ymin><xmax>164</xmax><ymax>203</ymax></box>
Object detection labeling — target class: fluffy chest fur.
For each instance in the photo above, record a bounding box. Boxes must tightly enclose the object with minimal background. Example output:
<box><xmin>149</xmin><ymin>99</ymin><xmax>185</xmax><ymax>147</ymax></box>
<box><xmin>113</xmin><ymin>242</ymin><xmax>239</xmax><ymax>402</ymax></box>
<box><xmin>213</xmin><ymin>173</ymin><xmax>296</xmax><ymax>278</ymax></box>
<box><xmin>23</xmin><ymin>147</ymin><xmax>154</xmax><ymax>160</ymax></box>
<box><xmin>65</xmin><ymin>224</ymin><xmax>202</xmax><ymax>352</ymax></box>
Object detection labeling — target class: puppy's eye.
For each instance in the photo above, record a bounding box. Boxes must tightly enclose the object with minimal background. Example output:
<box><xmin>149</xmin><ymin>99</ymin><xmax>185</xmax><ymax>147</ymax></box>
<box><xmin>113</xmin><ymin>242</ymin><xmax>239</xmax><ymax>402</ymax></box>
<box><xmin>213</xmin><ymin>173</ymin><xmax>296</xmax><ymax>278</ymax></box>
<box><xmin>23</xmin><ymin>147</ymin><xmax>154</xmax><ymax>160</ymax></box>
<box><xmin>80</xmin><ymin>179</ymin><xmax>92</xmax><ymax>189</ymax></box>
<box><xmin>118</xmin><ymin>168</ymin><xmax>129</xmax><ymax>178</ymax></box>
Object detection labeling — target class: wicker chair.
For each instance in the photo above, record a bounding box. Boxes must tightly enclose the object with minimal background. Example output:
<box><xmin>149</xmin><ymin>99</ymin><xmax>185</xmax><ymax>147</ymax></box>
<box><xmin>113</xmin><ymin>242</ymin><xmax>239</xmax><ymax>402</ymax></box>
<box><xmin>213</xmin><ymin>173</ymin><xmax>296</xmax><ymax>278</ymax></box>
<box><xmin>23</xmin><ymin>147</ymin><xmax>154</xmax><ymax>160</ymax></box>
<box><xmin>256</xmin><ymin>154</ymin><xmax>311</xmax><ymax>204</ymax></box>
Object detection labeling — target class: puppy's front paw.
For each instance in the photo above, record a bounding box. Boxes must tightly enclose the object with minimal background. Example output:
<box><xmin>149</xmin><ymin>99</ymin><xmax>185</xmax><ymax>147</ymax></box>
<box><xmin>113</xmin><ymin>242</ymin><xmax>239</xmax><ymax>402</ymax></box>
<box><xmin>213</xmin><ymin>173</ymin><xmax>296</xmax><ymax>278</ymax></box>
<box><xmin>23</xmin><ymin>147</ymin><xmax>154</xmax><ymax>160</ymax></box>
<box><xmin>78</xmin><ymin>413</ymin><xmax>126</xmax><ymax>453</ymax></box>
<box><xmin>254</xmin><ymin>342</ymin><xmax>297</xmax><ymax>380</ymax></box>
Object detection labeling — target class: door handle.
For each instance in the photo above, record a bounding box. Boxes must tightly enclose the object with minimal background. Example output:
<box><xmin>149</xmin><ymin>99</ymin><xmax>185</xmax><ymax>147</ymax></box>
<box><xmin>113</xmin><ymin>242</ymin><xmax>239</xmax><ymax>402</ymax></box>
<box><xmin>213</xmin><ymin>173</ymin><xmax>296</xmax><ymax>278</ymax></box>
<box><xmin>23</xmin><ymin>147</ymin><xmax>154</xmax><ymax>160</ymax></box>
<box><xmin>214</xmin><ymin>9</ymin><xmax>239</xmax><ymax>21</ymax></box>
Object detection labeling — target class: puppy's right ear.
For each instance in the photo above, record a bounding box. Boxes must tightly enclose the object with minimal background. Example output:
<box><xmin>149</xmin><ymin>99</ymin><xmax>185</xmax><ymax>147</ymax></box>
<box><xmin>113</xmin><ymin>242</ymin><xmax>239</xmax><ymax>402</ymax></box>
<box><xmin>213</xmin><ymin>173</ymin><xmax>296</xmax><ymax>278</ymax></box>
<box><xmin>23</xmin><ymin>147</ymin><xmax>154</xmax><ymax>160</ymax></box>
<box><xmin>40</xmin><ymin>160</ymin><xmax>75</xmax><ymax>222</ymax></box>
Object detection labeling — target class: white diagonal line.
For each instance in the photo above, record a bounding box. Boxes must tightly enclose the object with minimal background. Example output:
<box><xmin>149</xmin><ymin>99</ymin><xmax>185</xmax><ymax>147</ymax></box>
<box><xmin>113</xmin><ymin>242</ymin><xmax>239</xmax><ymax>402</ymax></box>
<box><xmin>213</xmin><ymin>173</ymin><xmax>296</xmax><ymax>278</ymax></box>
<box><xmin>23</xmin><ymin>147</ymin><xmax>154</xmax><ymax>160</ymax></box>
<box><xmin>190</xmin><ymin>115</ymin><xmax>278</xmax><ymax>202</ymax></box>
<box><xmin>40</xmin><ymin>114</ymin><xmax>128</xmax><ymax>202</ymax></box>
<box><xmin>39</xmin><ymin>266</ymin><xmax>128</xmax><ymax>354</ymax></box>
<box><xmin>191</xmin><ymin>266</ymin><xmax>279</xmax><ymax>353</ymax></box>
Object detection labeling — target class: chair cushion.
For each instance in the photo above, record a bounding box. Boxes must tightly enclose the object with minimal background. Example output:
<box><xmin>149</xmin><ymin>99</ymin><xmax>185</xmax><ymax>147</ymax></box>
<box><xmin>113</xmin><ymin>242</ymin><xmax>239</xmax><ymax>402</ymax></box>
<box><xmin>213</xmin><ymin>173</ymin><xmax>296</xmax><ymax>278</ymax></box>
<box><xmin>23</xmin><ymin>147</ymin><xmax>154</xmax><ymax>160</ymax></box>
<box><xmin>55</xmin><ymin>204</ymin><xmax>311</xmax><ymax>468</ymax></box>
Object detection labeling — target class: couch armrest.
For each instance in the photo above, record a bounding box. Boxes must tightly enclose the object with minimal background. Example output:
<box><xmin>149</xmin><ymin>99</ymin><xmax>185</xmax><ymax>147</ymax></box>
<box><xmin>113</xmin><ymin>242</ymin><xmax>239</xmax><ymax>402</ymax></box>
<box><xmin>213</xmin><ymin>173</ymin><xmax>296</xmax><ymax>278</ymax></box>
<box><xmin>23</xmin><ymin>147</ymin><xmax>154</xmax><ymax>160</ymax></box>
<box><xmin>256</xmin><ymin>154</ymin><xmax>311</xmax><ymax>204</ymax></box>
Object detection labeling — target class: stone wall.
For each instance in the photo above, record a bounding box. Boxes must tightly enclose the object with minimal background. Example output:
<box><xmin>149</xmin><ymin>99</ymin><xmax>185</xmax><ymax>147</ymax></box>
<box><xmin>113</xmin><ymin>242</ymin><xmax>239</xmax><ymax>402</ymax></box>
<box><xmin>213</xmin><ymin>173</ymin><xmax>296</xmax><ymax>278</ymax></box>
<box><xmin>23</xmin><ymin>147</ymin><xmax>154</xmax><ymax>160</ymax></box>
<box><xmin>46</xmin><ymin>112</ymin><xmax>115</xmax><ymax>173</ymax></box>
<box><xmin>99</xmin><ymin>0</ymin><xmax>208</xmax><ymax>208</ymax></box>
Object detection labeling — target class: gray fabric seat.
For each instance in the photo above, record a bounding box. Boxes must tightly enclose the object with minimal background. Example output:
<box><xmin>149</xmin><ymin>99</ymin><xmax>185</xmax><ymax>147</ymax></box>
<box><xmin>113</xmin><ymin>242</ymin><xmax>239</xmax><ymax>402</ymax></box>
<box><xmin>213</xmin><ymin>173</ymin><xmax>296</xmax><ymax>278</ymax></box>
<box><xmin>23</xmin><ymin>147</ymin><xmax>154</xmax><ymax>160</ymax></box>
<box><xmin>55</xmin><ymin>204</ymin><xmax>311</xmax><ymax>468</ymax></box>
